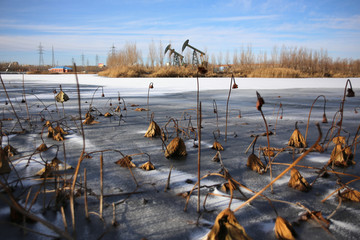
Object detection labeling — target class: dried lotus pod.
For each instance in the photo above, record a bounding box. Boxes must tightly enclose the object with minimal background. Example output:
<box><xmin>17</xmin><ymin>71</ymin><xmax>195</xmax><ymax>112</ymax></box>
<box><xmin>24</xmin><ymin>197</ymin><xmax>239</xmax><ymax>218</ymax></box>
<box><xmin>55</xmin><ymin>90</ymin><xmax>69</xmax><ymax>103</ymax></box>
<box><xmin>288</xmin><ymin>128</ymin><xmax>307</xmax><ymax>148</ymax></box>
<box><xmin>4</xmin><ymin>145</ymin><xmax>18</xmax><ymax>157</ymax></box>
<box><xmin>36</xmin><ymin>143</ymin><xmax>48</xmax><ymax>152</ymax></box>
<box><xmin>144</xmin><ymin>121</ymin><xmax>161</xmax><ymax>138</ymax></box>
<box><xmin>338</xmin><ymin>189</ymin><xmax>360</xmax><ymax>202</ymax></box>
<box><xmin>0</xmin><ymin>148</ymin><xmax>11</xmax><ymax>174</ymax></box>
<box><xmin>247</xmin><ymin>153</ymin><xmax>266</xmax><ymax>174</ymax></box>
<box><xmin>288</xmin><ymin>168</ymin><xmax>311</xmax><ymax>192</ymax></box>
<box><xmin>274</xmin><ymin>216</ymin><xmax>296</xmax><ymax>240</ymax></box>
<box><xmin>115</xmin><ymin>155</ymin><xmax>136</xmax><ymax>168</ymax></box>
<box><xmin>256</xmin><ymin>91</ymin><xmax>265</xmax><ymax>111</ymax></box>
<box><xmin>139</xmin><ymin>161</ymin><xmax>155</xmax><ymax>171</ymax></box>
<box><xmin>165</xmin><ymin>137</ymin><xmax>187</xmax><ymax>158</ymax></box>
<box><xmin>206</xmin><ymin>208</ymin><xmax>251</xmax><ymax>240</ymax></box>
<box><xmin>212</xmin><ymin>141</ymin><xmax>224</xmax><ymax>151</ymax></box>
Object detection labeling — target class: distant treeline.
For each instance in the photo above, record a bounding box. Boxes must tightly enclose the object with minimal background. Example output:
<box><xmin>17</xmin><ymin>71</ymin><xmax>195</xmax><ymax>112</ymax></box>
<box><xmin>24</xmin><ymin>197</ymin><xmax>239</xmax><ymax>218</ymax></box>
<box><xmin>100</xmin><ymin>42</ymin><xmax>360</xmax><ymax>78</ymax></box>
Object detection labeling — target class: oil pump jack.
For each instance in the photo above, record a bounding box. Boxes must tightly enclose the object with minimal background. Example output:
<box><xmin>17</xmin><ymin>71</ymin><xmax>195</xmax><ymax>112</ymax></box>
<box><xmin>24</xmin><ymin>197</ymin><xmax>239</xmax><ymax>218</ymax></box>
<box><xmin>164</xmin><ymin>44</ymin><xmax>184</xmax><ymax>66</ymax></box>
<box><xmin>182</xmin><ymin>39</ymin><xmax>206</xmax><ymax>66</ymax></box>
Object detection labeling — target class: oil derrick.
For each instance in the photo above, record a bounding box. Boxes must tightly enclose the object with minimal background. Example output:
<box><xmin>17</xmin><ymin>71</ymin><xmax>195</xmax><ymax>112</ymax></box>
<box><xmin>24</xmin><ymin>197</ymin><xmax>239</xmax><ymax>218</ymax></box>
<box><xmin>182</xmin><ymin>39</ymin><xmax>206</xmax><ymax>66</ymax></box>
<box><xmin>164</xmin><ymin>44</ymin><xmax>184</xmax><ymax>66</ymax></box>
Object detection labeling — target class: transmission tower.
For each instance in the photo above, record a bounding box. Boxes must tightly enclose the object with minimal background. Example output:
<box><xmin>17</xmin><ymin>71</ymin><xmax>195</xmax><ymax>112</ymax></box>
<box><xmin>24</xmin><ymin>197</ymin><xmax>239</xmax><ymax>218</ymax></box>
<box><xmin>52</xmin><ymin>46</ymin><xmax>55</xmax><ymax>67</ymax></box>
<box><xmin>96</xmin><ymin>54</ymin><xmax>99</xmax><ymax>66</ymax></box>
<box><xmin>81</xmin><ymin>53</ymin><xmax>85</xmax><ymax>67</ymax></box>
<box><xmin>111</xmin><ymin>44</ymin><xmax>116</xmax><ymax>55</ymax></box>
<box><xmin>38</xmin><ymin>42</ymin><xmax>44</xmax><ymax>66</ymax></box>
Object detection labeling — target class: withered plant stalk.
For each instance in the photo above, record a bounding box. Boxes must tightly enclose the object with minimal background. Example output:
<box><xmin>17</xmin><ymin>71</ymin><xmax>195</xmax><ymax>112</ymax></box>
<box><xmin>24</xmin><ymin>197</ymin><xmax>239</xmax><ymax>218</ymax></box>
<box><xmin>70</xmin><ymin>64</ymin><xmax>86</xmax><ymax>234</ymax></box>
<box><xmin>337</xmin><ymin>79</ymin><xmax>354</xmax><ymax>135</ymax></box>
<box><xmin>147</xmin><ymin>82</ymin><xmax>153</xmax><ymax>121</ymax></box>
<box><xmin>233</xmin><ymin>123</ymin><xmax>322</xmax><ymax>213</ymax></box>
<box><xmin>225</xmin><ymin>74</ymin><xmax>238</xmax><ymax>142</ymax></box>
<box><xmin>305</xmin><ymin>95</ymin><xmax>327</xmax><ymax>142</ymax></box>
<box><xmin>100</xmin><ymin>153</ymin><xmax>104</xmax><ymax>219</ymax></box>
<box><xmin>84</xmin><ymin>168</ymin><xmax>89</xmax><ymax>219</ymax></box>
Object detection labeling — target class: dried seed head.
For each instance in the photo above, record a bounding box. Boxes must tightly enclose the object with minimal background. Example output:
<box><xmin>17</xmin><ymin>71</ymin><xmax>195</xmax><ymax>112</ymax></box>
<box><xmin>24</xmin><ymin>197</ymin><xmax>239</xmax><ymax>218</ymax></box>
<box><xmin>101</xmin><ymin>93</ymin><xmax>105</xmax><ymax>97</ymax></box>
<box><xmin>53</xmin><ymin>89</ymin><xmax>57</xmax><ymax>94</ymax></box>
<box><xmin>256</xmin><ymin>91</ymin><xmax>264</xmax><ymax>111</ymax></box>
<box><xmin>346</xmin><ymin>87</ymin><xmax>355</xmax><ymax>97</ymax></box>
<box><xmin>322</xmin><ymin>113</ymin><xmax>328</xmax><ymax>123</ymax></box>
<box><xmin>232</xmin><ymin>82</ymin><xmax>238</xmax><ymax>89</ymax></box>
<box><xmin>149</xmin><ymin>82</ymin><xmax>154</xmax><ymax>89</ymax></box>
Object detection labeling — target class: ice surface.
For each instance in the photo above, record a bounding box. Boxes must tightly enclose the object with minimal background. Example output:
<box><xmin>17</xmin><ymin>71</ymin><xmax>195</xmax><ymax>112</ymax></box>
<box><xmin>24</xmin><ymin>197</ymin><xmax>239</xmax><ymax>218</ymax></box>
<box><xmin>0</xmin><ymin>74</ymin><xmax>359</xmax><ymax>239</ymax></box>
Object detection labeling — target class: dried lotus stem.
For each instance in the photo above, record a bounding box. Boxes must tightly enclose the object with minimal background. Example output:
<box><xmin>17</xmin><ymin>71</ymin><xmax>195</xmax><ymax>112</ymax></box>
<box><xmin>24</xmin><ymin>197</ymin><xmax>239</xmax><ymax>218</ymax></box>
<box><xmin>305</xmin><ymin>95</ymin><xmax>327</xmax><ymax>142</ymax></box>
<box><xmin>225</xmin><ymin>74</ymin><xmax>238</xmax><ymax>142</ymax></box>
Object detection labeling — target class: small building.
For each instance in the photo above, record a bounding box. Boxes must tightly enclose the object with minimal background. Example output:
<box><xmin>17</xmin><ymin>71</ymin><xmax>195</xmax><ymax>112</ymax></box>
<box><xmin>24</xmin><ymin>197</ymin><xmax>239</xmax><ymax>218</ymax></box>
<box><xmin>98</xmin><ymin>63</ymin><xmax>105</xmax><ymax>68</ymax></box>
<box><xmin>48</xmin><ymin>66</ymin><xmax>73</xmax><ymax>73</ymax></box>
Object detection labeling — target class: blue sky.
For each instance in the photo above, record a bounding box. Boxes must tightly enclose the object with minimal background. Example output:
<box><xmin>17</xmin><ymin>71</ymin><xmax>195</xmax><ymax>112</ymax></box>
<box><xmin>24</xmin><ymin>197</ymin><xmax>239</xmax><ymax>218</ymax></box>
<box><xmin>1</xmin><ymin>0</ymin><xmax>359</xmax><ymax>65</ymax></box>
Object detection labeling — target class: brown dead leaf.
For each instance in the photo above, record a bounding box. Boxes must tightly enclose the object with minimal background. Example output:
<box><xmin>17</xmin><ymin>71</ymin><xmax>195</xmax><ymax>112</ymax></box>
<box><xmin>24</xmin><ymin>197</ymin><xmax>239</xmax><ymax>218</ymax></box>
<box><xmin>104</xmin><ymin>112</ymin><xmax>112</xmax><ymax>117</ymax></box>
<box><xmin>139</xmin><ymin>161</ymin><xmax>155</xmax><ymax>171</ymax></box>
<box><xmin>288</xmin><ymin>168</ymin><xmax>311</xmax><ymax>192</ymax></box>
<box><xmin>83</xmin><ymin>113</ymin><xmax>100</xmax><ymax>125</ymax></box>
<box><xmin>55</xmin><ymin>90</ymin><xmax>69</xmax><ymax>103</ymax></box>
<box><xmin>220</xmin><ymin>181</ymin><xmax>238</xmax><ymax>193</ymax></box>
<box><xmin>338</xmin><ymin>189</ymin><xmax>360</xmax><ymax>202</ymax></box>
<box><xmin>274</xmin><ymin>216</ymin><xmax>296</xmax><ymax>240</ymax></box>
<box><xmin>36</xmin><ymin>143</ymin><xmax>48</xmax><ymax>152</ymax></box>
<box><xmin>144</xmin><ymin>121</ymin><xmax>161</xmax><ymax>138</ymax></box>
<box><xmin>212</xmin><ymin>141</ymin><xmax>224</xmax><ymax>151</ymax></box>
<box><xmin>206</xmin><ymin>208</ymin><xmax>252</xmax><ymax>240</ymax></box>
<box><xmin>328</xmin><ymin>144</ymin><xmax>354</xmax><ymax>167</ymax></box>
<box><xmin>288</xmin><ymin>129</ymin><xmax>307</xmax><ymax>148</ymax></box>
<box><xmin>53</xmin><ymin>132</ymin><xmax>64</xmax><ymax>141</ymax></box>
<box><xmin>4</xmin><ymin>145</ymin><xmax>18</xmax><ymax>157</ymax></box>
<box><xmin>134</xmin><ymin>107</ymin><xmax>148</xmax><ymax>111</ymax></box>
<box><xmin>212</xmin><ymin>151</ymin><xmax>220</xmax><ymax>162</ymax></box>
<box><xmin>165</xmin><ymin>137</ymin><xmax>187</xmax><ymax>158</ymax></box>
<box><xmin>247</xmin><ymin>153</ymin><xmax>266</xmax><ymax>174</ymax></box>
<box><xmin>299</xmin><ymin>211</ymin><xmax>330</xmax><ymax>228</ymax></box>
<box><xmin>115</xmin><ymin>155</ymin><xmax>136</xmax><ymax>168</ymax></box>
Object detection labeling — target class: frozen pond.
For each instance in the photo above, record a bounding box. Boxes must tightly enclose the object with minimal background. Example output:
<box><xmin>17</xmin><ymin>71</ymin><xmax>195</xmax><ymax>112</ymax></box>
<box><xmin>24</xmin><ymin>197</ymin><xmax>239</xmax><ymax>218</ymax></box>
<box><xmin>0</xmin><ymin>74</ymin><xmax>359</xmax><ymax>239</ymax></box>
